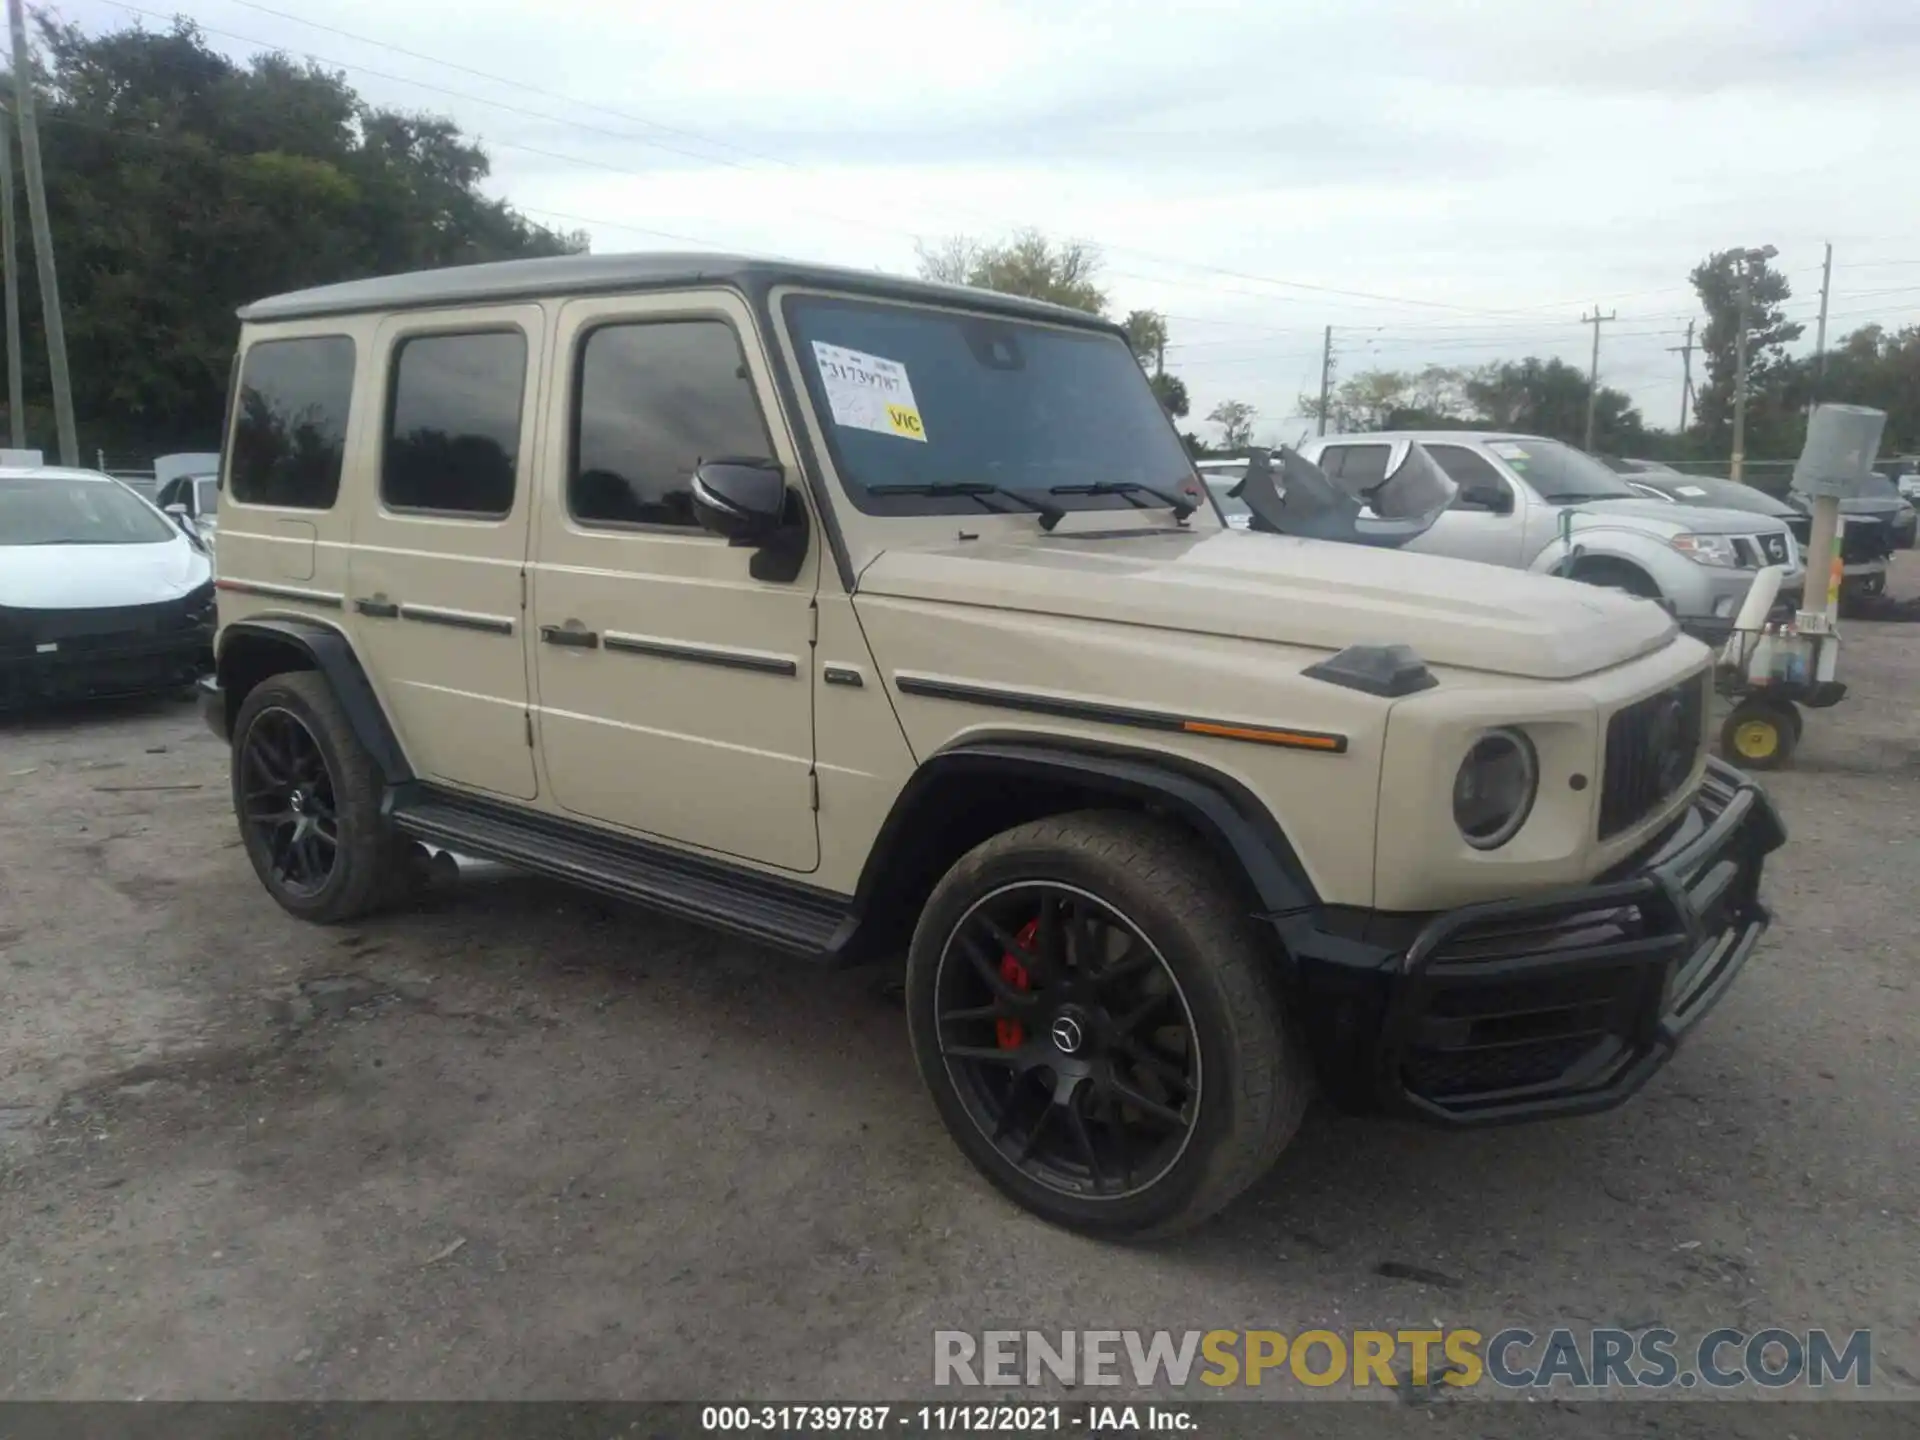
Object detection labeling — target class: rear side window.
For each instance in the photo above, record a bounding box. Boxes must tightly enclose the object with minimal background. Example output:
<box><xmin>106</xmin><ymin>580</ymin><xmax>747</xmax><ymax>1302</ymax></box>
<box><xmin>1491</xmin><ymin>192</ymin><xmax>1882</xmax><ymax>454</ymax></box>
<box><xmin>1321</xmin><ymin>444</ymin><xmax>1391</xmax><ymax>487</ymax></box>
<box><xmin>230</xmin><ymin>336</ymin><xmax>356</xmax><ymax>509</ymax></box>
<box><xmin>382</xmin><ymin>330</ymin><xmax>527</xmax><ymax>517</ymax></box>
<box><xmin>570</xmin><ymin>320</ymin><xmax>773</xmax><ymax>529</ymax></box>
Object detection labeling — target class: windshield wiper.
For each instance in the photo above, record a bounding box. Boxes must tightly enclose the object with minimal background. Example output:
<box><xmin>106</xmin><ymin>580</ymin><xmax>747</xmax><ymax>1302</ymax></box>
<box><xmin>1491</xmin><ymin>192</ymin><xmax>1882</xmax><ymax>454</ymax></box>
<box><xmin>1046</xmin><ymin>481</ymin><xmax>1196</xmax><ymax>525</ymax></box>
<box><xmin>868</xmin><ymin>481</ymin><xmax>1064</xmax><ymax>526</ymax></box>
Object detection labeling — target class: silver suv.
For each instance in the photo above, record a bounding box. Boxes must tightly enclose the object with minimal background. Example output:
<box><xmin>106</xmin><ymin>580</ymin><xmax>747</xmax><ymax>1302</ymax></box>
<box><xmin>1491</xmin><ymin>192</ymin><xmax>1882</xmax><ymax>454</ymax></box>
<box><xmin>198</xmin><ymin>255</ymin><xmax>1785</xmax><ymax>1236</ymax></box>
<box><xmin>1300</xmin><ymin>432</ymin><xmax>1802</xmax><ymax>636</ymax></box>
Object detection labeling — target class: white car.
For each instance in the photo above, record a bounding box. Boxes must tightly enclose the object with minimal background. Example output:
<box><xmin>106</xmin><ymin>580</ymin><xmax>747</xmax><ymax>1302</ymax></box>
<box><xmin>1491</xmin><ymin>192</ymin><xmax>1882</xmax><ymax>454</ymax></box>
<box><xmin>0</xmin><ymin>465</ymin><xmax>215</xmax><ymax>708</ymax></box>
<box><xmin>1195</xmin><ymin>458</ymin><xmax>1253</xmax><ymax>529</ymax></box>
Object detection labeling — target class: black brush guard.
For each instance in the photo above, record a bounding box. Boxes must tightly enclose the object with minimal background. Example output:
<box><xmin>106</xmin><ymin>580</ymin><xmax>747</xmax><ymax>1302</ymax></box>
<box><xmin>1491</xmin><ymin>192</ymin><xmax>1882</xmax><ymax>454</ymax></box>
<box><xmin>1372</xmin><ymin>759</ymin><xmax>1784</xmax><ymax>1125</ymax></box>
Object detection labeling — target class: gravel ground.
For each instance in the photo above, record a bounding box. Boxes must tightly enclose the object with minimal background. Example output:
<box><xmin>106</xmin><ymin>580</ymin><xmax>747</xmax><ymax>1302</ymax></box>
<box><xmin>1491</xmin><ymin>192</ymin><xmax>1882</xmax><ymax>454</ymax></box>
<box><xmin>1</xmin><ymin>556</ymin><xmax>1916</xmax><ymax>1414</ymax></box>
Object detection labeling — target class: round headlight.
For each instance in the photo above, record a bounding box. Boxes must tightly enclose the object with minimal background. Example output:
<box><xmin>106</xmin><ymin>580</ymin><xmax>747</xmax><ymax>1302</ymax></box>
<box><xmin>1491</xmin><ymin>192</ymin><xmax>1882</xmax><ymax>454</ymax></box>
<box><xmin>1452</xmin><ymin>728</ymin><xmax>1538</xmax><ymax>850</ymax></box>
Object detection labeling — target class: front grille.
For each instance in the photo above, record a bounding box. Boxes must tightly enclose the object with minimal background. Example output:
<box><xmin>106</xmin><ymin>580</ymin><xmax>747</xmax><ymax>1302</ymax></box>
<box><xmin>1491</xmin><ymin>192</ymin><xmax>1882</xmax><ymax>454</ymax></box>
<box><xmin>0</xmin><ymin>595</ymin><xmax>210</xmax><ymax>660</ymax></box>
<box><xmin>1841</xmin><ymin>518</ymin><xmax>1892</xmax><ymax>565</ymax></box>
<box><xmin>1599</xmin><ymin>676</ymin><xmax>1706</xmax><ymax>839</ymax></box>
<box><xmin>1755</xmin><ymin>531</ymin><xmax>1790</xmax><ymax>566</ymax></box>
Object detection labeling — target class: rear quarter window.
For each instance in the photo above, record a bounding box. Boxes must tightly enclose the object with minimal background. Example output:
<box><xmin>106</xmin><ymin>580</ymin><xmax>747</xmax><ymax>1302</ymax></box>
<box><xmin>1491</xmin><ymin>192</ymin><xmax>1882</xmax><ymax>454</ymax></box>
<box><xmin>230</xmin><ymin>335</ymin><xmax>356</xmax><ymax>510</ymax></box>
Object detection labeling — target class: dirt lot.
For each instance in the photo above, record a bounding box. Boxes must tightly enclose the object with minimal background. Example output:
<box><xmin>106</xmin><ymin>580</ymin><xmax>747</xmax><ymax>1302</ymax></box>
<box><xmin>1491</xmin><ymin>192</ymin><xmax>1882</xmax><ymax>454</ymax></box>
<box><xmin>2</xmin><ymin>558</ymin><xmax>1917</xmax><ymax>1409</ymax></box>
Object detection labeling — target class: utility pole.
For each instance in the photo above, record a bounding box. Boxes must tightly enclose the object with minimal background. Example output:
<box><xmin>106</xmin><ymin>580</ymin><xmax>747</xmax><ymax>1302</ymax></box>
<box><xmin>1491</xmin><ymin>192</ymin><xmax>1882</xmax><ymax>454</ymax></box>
<box><xmin>1580</xmin><ymin>306</ymin><xmax>1616</xmax><ymax>452</ymax></box>
<box><xmin>1316</xmin><ymin>325</ymin><xmax>1333</xmax><ymax>436</ymax></box>
<box><xmin>1667</xmin><ymin>320</ymin><xmax>1695</xmax><ymax>433</ymax></box>
<box><xmin>0</xmin><ymin>81</ymin><xmax>24</xmax><ymax>449</ymax></box>
<box><xmin>1808</xmin><ymin>241</ymin><xmax>1833</xmax><ymax>413</ymax></box>
<box><xmin>1729</xmin><ymin>244</ymin><xmax>1777</xmax><ymax>484</ymax></box>
<box><xmin>7</xmin><ymin>0</ymin><xmax>76</xmax><ymax>466</ymax></box>
<box><xmin>1153</xmin><ymin>334</ymin><xmax>1165</xmax><ymax>381</ymax></box>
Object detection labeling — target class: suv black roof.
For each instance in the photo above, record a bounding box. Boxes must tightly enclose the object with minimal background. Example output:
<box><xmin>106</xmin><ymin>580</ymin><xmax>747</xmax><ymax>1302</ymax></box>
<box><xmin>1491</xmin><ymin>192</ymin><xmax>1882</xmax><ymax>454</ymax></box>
<box><xmin>238</xmin><ymin>251</ymin><xmax>1121</xmax><ymax>332</ymax></box>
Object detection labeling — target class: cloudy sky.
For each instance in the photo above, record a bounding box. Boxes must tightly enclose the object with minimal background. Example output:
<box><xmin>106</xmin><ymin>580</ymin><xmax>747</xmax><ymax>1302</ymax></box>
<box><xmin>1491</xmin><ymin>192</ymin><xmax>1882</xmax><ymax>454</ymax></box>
<box><xmin>72</xmin><ymin>0</ymin><xmax>1920</xmax><ymax>443</ymax></box>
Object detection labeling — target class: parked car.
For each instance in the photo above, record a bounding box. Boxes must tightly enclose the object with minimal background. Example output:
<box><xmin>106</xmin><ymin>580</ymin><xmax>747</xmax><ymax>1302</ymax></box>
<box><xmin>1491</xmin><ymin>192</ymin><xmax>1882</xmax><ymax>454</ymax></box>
<box><xmin>1622</xmin><ymin>471</ymin><xmax>1893</xmax><ymax>605</ymax></box>
<box><xmin>1297</xmin><ymin>432</ymin><xmax>1803</xmax><ymax>640</ymax></box>
<box><xmin>199</xmin><ymin>253</ymin><xmax>1784</xmax><ymax>1236</ymax></box>
<box><xmin>1788</xmin><ymin>472</ymin><xmax>1915</xmax><ymax>559</ymax></box>
<box><xmin>1598</xmin><ymin>456</ymin><xmax>1687</xmax><ymax>477</ymax></box>
<box><xmin>0</xmin><ymin>465</ymin><xmax>215</xmax><ymax>708</ymax></box>
<box><xmin>154</xmin><ymin>451</ymin><xmax>222</xmax><ymax>552</ymax></box>
<box><xmin>1195</xmin><ymin>458</ymin><xmax>1252</xmax><ymax>528</ymax></box>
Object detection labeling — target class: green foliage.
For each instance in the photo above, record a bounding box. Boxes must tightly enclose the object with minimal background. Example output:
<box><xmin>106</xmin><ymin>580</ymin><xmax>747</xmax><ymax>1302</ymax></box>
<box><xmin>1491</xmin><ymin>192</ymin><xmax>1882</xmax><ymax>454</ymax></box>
<box><xmin>1297</xmin><ymin>359</ymin><xmax>1646</xmax><ymax>451</ymax></box>
<box><xmin>1814</xmin><ymin>324</ymin><xmax>1920</xmax><ymax>454</ymax></box>
<box><xmin>1688</xmin><ymin>248</ymin><xmax>1804</xmax><ymax>459</ymax></box>
<box><xmin>1149</xmin><ymin>371</ymin><xmax>1189</xmax><ymax>419</ymax></box>
<box><xmin>1123</xmin><ymin>308</ymin><xmax>1168</xmax><ymax>365</ymax></box>
<box><xmin>1207</xmin><ymin>399</ymin><xmax>1256</xmax><ymax>449</ymax></box>
<box><xmin>914</xmin><ymin>230</ymin><xmax>1107</xmax><ymax>314</ymax></box>
<box><xmin>0</xmin><ymin>17</ymin><xmax>585</xmax><ymax>457</ymax></box>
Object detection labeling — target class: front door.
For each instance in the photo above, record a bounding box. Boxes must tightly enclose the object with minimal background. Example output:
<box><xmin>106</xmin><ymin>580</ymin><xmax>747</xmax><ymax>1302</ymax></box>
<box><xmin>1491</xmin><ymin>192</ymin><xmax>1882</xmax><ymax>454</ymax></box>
<box><xmin>529</xmin><ymin>291</ymin><xmax>820</xmax><ymax>873</ymax></box>
<box><xmin>346</xmin><ymin>307</ymin><xmax>542</xmax><ymax>799</ymax></box>
<box><xmin>1404</xmin><ymin>442</ymin><xmax>1527</xmax><ymax>567</ymax></box>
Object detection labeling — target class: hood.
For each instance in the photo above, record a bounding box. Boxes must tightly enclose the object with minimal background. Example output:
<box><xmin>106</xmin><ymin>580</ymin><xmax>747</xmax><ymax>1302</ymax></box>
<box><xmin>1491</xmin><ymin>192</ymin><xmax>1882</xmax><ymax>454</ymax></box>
<box><xmin>0</xmin><ymin>536</ymin><xmax>210</xmax><ymax>609</ymax></box>
<box><xmin>858</xmin><ymin>528</ymin><xmax>1679</xmax><ymax>682</ymax></box>
<box><xmin>1570</xmin><ymin>497</ymin><xmax>1787</xmax><ymax>535</ymax></box>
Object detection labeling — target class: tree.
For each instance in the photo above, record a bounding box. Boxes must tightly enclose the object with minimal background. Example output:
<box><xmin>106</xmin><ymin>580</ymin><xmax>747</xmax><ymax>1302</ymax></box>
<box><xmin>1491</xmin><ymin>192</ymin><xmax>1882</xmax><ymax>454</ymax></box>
<box><xmin>1123</xmin><ymin>309</ymin><xmax>1168</xmax><ymax>367</ymax></box>
<box><xmin>913</xmin><ymin>229</ymin><xmax>1106</xmax><ymax>314</ymax></box>
<box><xmin>1207</xmin><ymin>399</ymin><xmax>1257</xmax><ymax>450</ymax></box>
<box><xmin>1464</xmin><ymin>357</ymin><xmax>1647</xmax><ymax>452</ymax></box>
<box><xmin>0</xmin><ymin>17</ymin><xmax>584</xmax><ymax>457</ymax></box>
<box><xmin>1689</xmin><ymin>247</ymin><xmax>1805</xmax><ymax>459</ymax></box>
<box><xmin>1149</xmin><ymin>372</ymin><xmax>1189</xmax><ymax>419</ymax></box>
<box><xmin>1813</xmin><ymin>323</ymin><xmax>1920</xmax><ymax>453</ymax></box>
<box><xmin>1297</xmin><ymin>365</ymin><xmax>1471</xmax><ymax>433</ymax></box>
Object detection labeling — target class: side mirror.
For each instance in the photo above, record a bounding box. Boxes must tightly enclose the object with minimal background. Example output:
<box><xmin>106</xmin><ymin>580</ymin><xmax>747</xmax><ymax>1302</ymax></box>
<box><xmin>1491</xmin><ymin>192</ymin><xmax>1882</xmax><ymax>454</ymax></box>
<box><xmin>164</xmin><ymin>501</ymin><xmax>189</xmax><ymax>518</ymax></box>
<box><xmin>691</xmin><ymin>458</ymin><xmax>788</xmax><ymax>542</ymax></box>
<box><xmin>1460</xmin><ymin>482</ymin><xmax>1513</xmax><ymax>515</ymax></box>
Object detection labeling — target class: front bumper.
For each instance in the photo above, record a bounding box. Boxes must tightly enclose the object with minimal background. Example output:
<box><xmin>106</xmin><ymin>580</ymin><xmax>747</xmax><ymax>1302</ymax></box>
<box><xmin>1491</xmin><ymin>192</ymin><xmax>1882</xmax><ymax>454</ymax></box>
<box><xmin>1282</xmin><ymin>759</ymin><xmax>1784</xmax><ymax>1126</ymax></box>
<box><xmin>1</xmin><ymin>630</ymin><xmax>211</xmax><ymax>709</ymax></box>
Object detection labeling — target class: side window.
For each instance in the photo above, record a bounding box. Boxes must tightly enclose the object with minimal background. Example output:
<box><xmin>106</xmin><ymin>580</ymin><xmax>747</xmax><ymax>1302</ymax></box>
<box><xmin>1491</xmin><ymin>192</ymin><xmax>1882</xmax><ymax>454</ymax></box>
<box><xmin>382</xmin><ymin>330</ymin><xmax>527</xmax><ymax>517</ymax></box>
<box><xmin>230</xmin><ymin>336</ymin><xmax>355</xmax><ymax>510</ymax></box>
<box><xmin>1425</xmin><ymin>445</ymin><xmax>1513</xmax><ymax>511</ymax></box>
<box><xmin>570</xmin><ymin>319</ymin><xmax>772</xmax><ymax>529</ymax></box>
<box><xmin>1321</xmin><ymin>444</ymin><xmax>1391</xmax><ymax>486</ymax></box>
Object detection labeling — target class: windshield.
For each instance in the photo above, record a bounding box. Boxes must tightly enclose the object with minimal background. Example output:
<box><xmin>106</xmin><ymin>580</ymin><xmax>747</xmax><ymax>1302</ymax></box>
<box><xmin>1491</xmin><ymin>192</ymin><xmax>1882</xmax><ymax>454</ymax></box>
<box><xmin>0</xmin><ymin>475</ymin><xmax>177</xmax><ymax>545</ymax></box>
<box><xmin>1490</xmin><ymin>438</ymin><xmax>1639</xmax><ymax>503</ymax></box>
<box><xmin>784</xmin><ymin>294</ymin><xmax>1199</xmax><ymax>517</ymax></box>
<box><xmin>1643</xmin><ymin>475</ymin><xmax>1795</xmax><ymax>517</ymax></box>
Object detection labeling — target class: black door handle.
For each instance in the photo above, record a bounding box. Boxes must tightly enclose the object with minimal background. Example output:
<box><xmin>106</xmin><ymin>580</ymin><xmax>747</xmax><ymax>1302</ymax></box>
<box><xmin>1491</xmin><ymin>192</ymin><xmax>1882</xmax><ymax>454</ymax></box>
<box><xmin>354</xmin><ymin>597</ymin><xmax>400</xmax><ymax>618</ymax></box>
<box><xmin>540</xmin><ymin>624</ymin><xmax>599</xmax><ymax>649</ymax></box>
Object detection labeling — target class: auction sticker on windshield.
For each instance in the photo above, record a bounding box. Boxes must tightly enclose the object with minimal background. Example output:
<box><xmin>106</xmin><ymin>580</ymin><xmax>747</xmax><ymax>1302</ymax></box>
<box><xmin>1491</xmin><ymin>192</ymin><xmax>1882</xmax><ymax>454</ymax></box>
<box><xmin>811</xmin><ymin>341</ymin><xmax>928</xmax><ymax>442</ymax></box>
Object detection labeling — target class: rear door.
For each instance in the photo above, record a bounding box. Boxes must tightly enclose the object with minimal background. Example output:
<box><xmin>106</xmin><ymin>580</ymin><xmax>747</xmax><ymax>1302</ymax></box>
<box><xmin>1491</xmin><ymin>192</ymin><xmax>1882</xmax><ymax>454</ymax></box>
<box><xmin>346</xmin><ymin>307</ymin><xmax>542</xmax><ymax>800</ymax></box>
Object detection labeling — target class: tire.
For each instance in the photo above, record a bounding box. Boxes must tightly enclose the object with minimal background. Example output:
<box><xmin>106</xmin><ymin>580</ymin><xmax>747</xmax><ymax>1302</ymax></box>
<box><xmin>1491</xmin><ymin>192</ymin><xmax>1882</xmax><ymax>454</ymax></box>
<box><xmin>1719</xmin><ymin>699</ymin><xmax>1797</xmax><ymax>771</ymax></box>
<box><xmin>229</xmin><ymin>670</ymin><xmax>395</xmax><ymax>924</ymax></box>
<box><xmin>905</xmin><ymin>811</ymin><xmax>1312</xmax><ymax>1238</ymax></box>
<box><xmin>1572</xmin><ymin>558</ymin><xmax>1661</xmax><ymax>600</ymax></box>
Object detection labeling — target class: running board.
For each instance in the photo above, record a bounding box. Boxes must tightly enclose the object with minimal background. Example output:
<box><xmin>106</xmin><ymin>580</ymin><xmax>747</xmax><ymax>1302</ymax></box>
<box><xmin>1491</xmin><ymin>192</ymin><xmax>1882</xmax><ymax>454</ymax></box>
<box><xmin>386</xmin><ymin>785</ymin><xmax>852</xmax><ymax>957</ymax></box>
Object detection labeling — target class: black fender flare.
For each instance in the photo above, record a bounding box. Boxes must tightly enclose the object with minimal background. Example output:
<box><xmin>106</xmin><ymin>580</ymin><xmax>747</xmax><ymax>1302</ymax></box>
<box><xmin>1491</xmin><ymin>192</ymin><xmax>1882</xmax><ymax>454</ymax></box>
<box><xmin>849</xmin><ymin>735</ymin><xmax>1321</xmax><ymax>925</ymax></box>
<box><xmin>215</xmin><ymin>617</ymin><xmax>413</xmax><ymax>783</ymax></box>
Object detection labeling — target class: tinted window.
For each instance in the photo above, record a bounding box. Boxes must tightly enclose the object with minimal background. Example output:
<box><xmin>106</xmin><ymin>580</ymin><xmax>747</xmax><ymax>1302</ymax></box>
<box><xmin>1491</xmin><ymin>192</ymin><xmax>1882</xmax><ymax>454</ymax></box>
<box><xmin>784</xmin><ymin>295</ymin><xmax>1198</xmax><ymax>518</ymax></box>
<box><xmin>0</xmin><ymin>475</ymin><xmax>177</xmax><ymax>545</ymax></box>
<box><xmin>230</xmin><ymin>336</ymin><xmax>355</xmax><ymax>509</ymax></box>
<box><xmin>383</xmin><ymin>331</ymin><xmax>526</xmax><ymax>516</ymax></box>
<box><xmin>1425</xmin><ymin>444</ymin><xmax>1512</xmax><ymax>510</ymax></box>
<box><xmin>1322</xmin><ymin>444</ymin><xmax>1391</xmax><ymax>486</ymax></box>
<box><xmin>571</xmin><ymin>321</ymin><xmax>771</xmax><ymax>529</ymax></box>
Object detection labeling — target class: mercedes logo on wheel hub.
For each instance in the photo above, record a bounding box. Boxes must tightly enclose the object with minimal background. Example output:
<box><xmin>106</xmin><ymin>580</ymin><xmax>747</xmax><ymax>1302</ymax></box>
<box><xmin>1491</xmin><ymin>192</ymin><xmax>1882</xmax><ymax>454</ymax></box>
<box><xmin>1050</xmin><ymin>1014</ymin><xmax>1085</xmax><ymax>1055</ymax></box>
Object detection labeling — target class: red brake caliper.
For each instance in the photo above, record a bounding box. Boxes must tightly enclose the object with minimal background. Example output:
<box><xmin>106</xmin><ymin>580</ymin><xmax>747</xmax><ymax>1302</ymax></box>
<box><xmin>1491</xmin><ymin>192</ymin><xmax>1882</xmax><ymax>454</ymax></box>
<box><xmin>996</xmin><ymin>917</ymin><xmax>1040</xmax><ymax>1050</ymax></box>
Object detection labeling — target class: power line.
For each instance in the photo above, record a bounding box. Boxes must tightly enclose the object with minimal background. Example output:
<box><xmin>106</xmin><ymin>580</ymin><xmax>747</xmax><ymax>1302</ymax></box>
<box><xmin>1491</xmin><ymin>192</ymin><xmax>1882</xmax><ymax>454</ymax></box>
<box><xmin>162</xmin><ymin>0</ymin><xmax>1582</xmax><ymax>321</ymax></box>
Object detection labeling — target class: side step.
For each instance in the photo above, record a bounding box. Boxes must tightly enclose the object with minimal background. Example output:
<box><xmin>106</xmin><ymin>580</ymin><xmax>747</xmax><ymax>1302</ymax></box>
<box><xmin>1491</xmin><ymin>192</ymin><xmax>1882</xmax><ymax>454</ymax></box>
<box><xmin>387</xmin><ymin>785</ymin><xmax>852</xmax><ymax>957</ymax></box>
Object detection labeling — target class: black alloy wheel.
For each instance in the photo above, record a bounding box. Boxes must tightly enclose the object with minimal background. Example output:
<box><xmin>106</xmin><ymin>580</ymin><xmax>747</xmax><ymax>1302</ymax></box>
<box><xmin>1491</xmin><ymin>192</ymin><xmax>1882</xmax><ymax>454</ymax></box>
<box><xmin>933</xmin><ymin>880</ymin><xmax>1203</xmax><ymax>1201</ymax></box>
<box><xmin>240</xmin><ymin>707</ymin><xmax>340</xmax><ymax>897</ymax></box>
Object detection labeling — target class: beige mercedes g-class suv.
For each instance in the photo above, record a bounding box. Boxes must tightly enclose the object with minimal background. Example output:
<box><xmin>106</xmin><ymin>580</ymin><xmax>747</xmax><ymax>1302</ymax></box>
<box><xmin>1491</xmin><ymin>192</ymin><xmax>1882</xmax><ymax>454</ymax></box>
<box><xmin>201</xmin><ymin>253</ymin><xmax>1784</xmax><ymax>1236</ymax></box>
